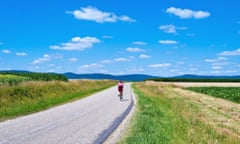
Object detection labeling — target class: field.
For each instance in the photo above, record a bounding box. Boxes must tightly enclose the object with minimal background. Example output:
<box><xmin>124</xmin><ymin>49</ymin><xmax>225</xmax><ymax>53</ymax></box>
<box><xmin>120</xmin><ymin>81</ymin><xmax>240</xmax><ymax>143</ymax></box>
<box><xmin>0</xmin><ymin>80</ymin><xmax>117</xmax><ymax>121</ymax></box>
<box><xmin>186</xmin><ymin>87</ymin><xmax>240</xmax><ymax>103</ymax></box>
<box><xmin>0</xmin><ymin>74</ymin><xmax>31</xmax><ymax>85</ymax></box>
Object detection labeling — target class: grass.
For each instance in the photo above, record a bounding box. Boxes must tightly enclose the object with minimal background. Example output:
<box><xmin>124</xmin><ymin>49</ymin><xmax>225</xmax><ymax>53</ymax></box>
<box><xmin>0</xmin><ymin>80</ymin><xmax>117</xmax><ymax>121</ymax></box>
<box><xmin>186</xmin><ymin>87</ymin><xmax>240</xmax><ymax>103</ymax></box>
<box><xmin>119</xmin><ymin>82</ymin><xmax>239</xmax><ymax>144</ymax></box>
<box><xmin>0</xmin><ymin>74</ymin><xmax>31</xmax><ymax>85</ymax></box>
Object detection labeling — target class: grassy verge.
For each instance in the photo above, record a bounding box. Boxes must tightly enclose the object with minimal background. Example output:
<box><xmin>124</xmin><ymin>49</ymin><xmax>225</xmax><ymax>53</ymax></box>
<box><xmin>186</xmin><ymin>87</ymin><xmax>240</xmax><ymax>103</ymax></box>
<box><xmin>0</xmin><ymin>80</ymin><xmax>116</xmax><ymax>121</ymax></box>
<box><xmin>120</xmin><ymin>82</ymin><xmax>239</xmax><ymax>144</ymax></box>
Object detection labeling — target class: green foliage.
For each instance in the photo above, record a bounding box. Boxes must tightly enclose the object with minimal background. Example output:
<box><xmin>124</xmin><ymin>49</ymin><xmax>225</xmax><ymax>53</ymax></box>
<box><xmin>0</xmin><ymin>80</ymin><xmax>117</xmax><ymax>121</ymax></box>
<box><xmin>186</xmin><ymin>87</ymin><xmax>240</xmax><ymax>103</ymax></box>
<box><xmin>0</xmin><ymin>74</ymin><xmax>32</xmax><ymax>85</ymax></box>
<box><xmin>148</xmin><ymin>78</ymin><xmax>240</xmax><ymax>82</ymax></box>
<box><xmin>0</xmin><ymin>71</ymin><xmax>68</xmax><ymax>83</ymax></box>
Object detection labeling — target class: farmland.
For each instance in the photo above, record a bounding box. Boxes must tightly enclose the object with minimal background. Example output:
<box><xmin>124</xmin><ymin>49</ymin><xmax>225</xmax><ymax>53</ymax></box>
<box><xmin>120</xmin><ymin>82</ymin><xmax>240</xmax><ymax>143</ymax></box>
<box><xmin>0</xmin><ymin>74</ymin><xmax>31</xmax><ymax>85</ymax></box>
<box><xmin>186</xmin><ymin>87</ymin><xmax>240</xmax><ymax>103</ymax></box>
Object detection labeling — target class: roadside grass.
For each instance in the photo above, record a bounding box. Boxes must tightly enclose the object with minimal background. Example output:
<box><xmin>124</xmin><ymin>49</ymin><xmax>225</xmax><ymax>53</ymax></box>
<box><xmin>0</xmin><ymin>80</ymin><xmax>116</xmax><ymax>121</ymax></box>
<box><xmin>120</xmin><ymin>82</ymin><xmax>239</xmax><ymax>144</ymax></box>
<box><xmin>186</xmin><ymin>87</ymin><xmax>240</xmax><ymax>103</ymax></box>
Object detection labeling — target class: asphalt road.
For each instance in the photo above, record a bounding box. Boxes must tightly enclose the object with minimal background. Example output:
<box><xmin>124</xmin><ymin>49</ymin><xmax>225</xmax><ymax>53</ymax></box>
<box><xmin>0</xmin><ymin>83</ymin><xmax>133</xmax><ymax>144</ymax></box>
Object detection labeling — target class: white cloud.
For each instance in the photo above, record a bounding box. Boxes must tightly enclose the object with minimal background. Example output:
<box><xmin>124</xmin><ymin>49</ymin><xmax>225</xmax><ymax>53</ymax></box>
<box><xmin>69</xmin><ymin>58</ymin><xmax>78</xmax><ymax>62</ymax></box>
<box><xmin>114</xmin><ymin>57</ymin><xmax>130</xmax><ymax>62</ymax></box>
<box><xmin>126</xmin><ymin>47</ymin><xmax>145</xmax><ymax>52</ymax></box>
<box><xmin>159</xmin><ymin>24</ymin><xmax>187</xmax><ymax>34</ymax></box>
<box><xmin>16</xmin><ymin>52</ymin><xmax>27</xmax><ymax>56</ymax></box>
<box><xmin>2</xmin><ymin>49</ymin><xmax>11</xmax><ymax>54</ymax></box>
<box><xmin>100</xmin><ymin>60</ymin><xmax>114</xmax><ymax>64</ymax></box>
<box><xmin>102</xmin><ymin>35</ymin><xmax>113</xmax><ymax>39</ymax></box>
<box><xmin>79</xmin><ymin>63</ymin><xmax>103</xmax><ymax>69</ymax></box>
<box><xmin>190</xmin><ymin>68</ymin><xmax>198</xmax><ymax>71</ymax></box>
<box><xmin>170</xmin><ymin>69</ymin><xmax>180</xmax><ymax>73</ymax></box>
<box><xmin>159</xmin><ymin>40</ymin><xmax>178</xmax><ymax>44</ymax></box>
<box><xmin>139</xmin><ymin>54</ymin><xmax>151</xmax><ymax>59</ymax></box>
<box><xmin>149</xmin><ymin>63</ymin><xmax>171</xmax><ymax>68</ymax></box>
<box><xmin>67</xmin><ymin>6</ymin><xmax>135</xmax><ymax>23</ymax></box>
<box><xmin>166</xmin><ymin>7</ymin><xmax>210</xmax><ymax>19</ymax></box>
<box><xmin>212</xmin><ymin>66</ymin><xmax>223</xmax><ymax>70</ymax></box>
<box><xmin>33</xmin><ymin>54</ymin><xmax>51</xmax><ymax>65</ymax></box>
<box><xmin>218</xmin><ymin>48</ymin><xmax>240</xmax><ymax>56</ymax></box>
<box><xmin>205</xmin><ymin>57</ymin><xmax>227</xmax><ymax>63</ymax></box>
<box><xmin>177</xmin><ymin>61</ymin><xmax>185</xmax><ymax>65</ymax></box>
<box><xmin>50</xmin><ymin>36</ymin><xmax>100</xmax><ymax>51</ymax></box>
<box><xmin>132</xmin><ymin>41</ymin><xmax>147</xmax><ymax>45</ymax></box>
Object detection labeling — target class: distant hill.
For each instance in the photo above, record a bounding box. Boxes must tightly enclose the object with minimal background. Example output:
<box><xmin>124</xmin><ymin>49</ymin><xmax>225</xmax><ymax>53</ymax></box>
<box><xmin>174</xmin><ymin>74</ymin><xmax>240</xmax><ymax>79</ymax></box>
<box><xmin>64</xmin><ymin>72</ymin><xmax>159</xmax><ymax>81</ymax></box>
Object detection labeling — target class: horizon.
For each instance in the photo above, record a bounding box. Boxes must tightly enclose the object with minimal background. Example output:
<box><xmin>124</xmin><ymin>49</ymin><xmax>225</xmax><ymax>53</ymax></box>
<box><xmin>0</xmin><ymin>0</ymin><xmax>239</xmax><ymax>77</ymax></box>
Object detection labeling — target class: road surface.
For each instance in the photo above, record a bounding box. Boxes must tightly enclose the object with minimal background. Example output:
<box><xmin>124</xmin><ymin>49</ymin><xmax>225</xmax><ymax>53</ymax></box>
<box><xmin>0</xmin><ymin>83</ymin><xmax>134</xmax><ymax>144</ymax></box>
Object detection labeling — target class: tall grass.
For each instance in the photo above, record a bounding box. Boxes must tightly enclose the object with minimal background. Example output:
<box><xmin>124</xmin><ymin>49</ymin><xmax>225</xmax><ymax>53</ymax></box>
<box><xmin>120</xmin><ymin>82</ymin><xmax>239</xmax><ymax>144</ymax></box>
<box><xmin>0</xmin><ymin>80</ymin><xmax>116</xmax><ymax>121</ymax></box>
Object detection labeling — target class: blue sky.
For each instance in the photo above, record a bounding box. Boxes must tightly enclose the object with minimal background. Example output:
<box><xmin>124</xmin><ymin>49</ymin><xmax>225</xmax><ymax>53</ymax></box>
<box><xmin>0</xmin><ymin>0</ymin><xmax>240</xmax><ymax>76</ymax></box>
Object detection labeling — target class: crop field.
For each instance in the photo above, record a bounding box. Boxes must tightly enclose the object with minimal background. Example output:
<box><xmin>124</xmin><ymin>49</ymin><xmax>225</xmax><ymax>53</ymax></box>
<box><xmin>186</xmin><ymin>87</ymin><xmax>240</xmax><ymax>103</ymax></box>
<box><xmin>120</xmin><ymin>82</ymin><xmax>240</xmax><ymax>143</ymax></box>
<box><xmin>0</xmin><ymin>74</ymin><xmax>31</xmax><ymax>85</ymax></box>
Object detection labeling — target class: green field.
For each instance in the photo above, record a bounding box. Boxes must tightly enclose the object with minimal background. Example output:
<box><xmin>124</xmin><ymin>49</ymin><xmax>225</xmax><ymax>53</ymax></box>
<box><xmin>0</xmin><ymin>80</ymin><xmax>116</xmax><ymax>121</ymax></box>
<box><xmin>0</xmin><ymin>74</ymin><xmax>32</xmax><ymax>85</ymax></box>
<box><xmin>186</xmin><ymin>87</ymin><xmax>240</xmax><ymax>103</ymax></box>
<box><xmin>148</xmin><ymin>78</ymin><xmax>240</xmax><ymax>82</ymax></box>
<box><xmin>120</xmin><ymin>82</ymin><xmax>239</xmax><ymax>144</ymax></box>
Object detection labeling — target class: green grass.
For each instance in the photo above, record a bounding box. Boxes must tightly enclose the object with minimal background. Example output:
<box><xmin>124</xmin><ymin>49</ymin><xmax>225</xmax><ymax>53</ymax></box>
<box><xmin>186</xmin><ymin>87</ymin><xmax>240</xmax><ymax>103</ymax></box>
<box><xmin>0</xmin><ymin>80</ymin><xmax>117</xmax><ymax>121</ymax></box>
<box><xmin>120</xmin><ymin>83</ymin><xmax>239</xmax><ymax>144</ymax></box>
<box><xmin>0</xmin><ymin>74</ymin><xmax>32</xmax><ymax>85</ymax></box>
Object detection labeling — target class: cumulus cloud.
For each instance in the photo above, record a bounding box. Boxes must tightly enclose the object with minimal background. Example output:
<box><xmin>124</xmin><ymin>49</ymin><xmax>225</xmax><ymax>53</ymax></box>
<box><xmin>132</xmin><ymin>41</ymin><xmax>147</xmax><ymax>45</ymax></box>
<box><xmin>66</xmin><ymin>6</ymin><xmax>135</xmax><ymax>23</ymax></box>
<box><xmin>79</xmin><ymin>63</ymin><xmax>103</xmax><ymax>69</ymax></box>
<box><xmin>205</xmin><ymin>57</ymin><xmax>226</xmax><ymax>63</ymax></box>
<box><xmin>212</xmin><ymin>66</ymin><xmax>223</xmax><ymax>70</ymax></box>
<box><xmin>149</xmin><ymin>63</ymin><xmax>171</xmax><ymax>68</ymax></box>
<box><xmin>139</xmin><ymin>54</ymin><xmax>151</xmax><ymax>59</ymax></box>
<box><xmin>16</xmin><ymin>52</ymin><xmax>27</xmax><ymax>56</ymax></box>
<box><xmin>159</xmin><ymin>40</ymin><xmax>178</xmax><ymax>44</ymax></box>
<box><xmin>218</xmin><ymin>48</ymin><xmax>240</xmax><ymax>56</ymax></box>
<box><xmin>159</xmin><ymin>24</ymin><xmax>187</xmax><ymax>34</ymax></box>
<box><xmin>50</xmin><ymin>36</ymin><xmax>100</xmax><ymax>51</ymax></box>
<box><xmin>126</xmin><ymin>47</ymin><xmax>145</xmax><ymax>52</ymax></box>
<box><xmin>114</xmin><ymin>57</ymin><xmax>131</xmax><ymax>62</ymax></box>
<box><xmin>2</xmin><ymin>49</ymin><xmax>11</xmax><ymax>54</ymax></box>
<box><xmin>33</xmin><ymin>54</ymin><xmax>51</xmax><ymax>65</ymax></box>
<box><xmin>166</xmin><ymin>7</ymin><xmax>210</xmax><ymax>19</ymax></box>
<box><xmin>69</xmin><ymin>58</ymin><xmax>78</xmax><ymax>62</ymax></box>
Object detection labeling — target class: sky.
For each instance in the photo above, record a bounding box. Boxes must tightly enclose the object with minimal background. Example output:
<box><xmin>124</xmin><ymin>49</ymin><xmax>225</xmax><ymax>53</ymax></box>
<box><xmin>0</xmin><ymin>0</ymin><xmax>240</xmax><ymax>76</ymax></box>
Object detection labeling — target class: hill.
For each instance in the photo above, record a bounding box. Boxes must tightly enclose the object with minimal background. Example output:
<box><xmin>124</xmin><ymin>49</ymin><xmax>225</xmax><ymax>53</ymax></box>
<box><xmin>64</xmin><ymin>73</ymin><xmax>158</xmax><ymax>81</ymax></box>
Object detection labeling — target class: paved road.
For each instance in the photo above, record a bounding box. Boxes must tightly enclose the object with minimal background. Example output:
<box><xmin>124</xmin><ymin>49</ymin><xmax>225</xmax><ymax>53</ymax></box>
<box><xmin>0</xmin><ymin>83</ymin><xmax>133</xmax><ymax>144</ymax></box>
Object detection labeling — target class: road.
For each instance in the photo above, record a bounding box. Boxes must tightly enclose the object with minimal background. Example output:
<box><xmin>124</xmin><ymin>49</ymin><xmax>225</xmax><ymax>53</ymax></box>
<box><xmin>0</xmin><ymin>83</ymin><xmax>134</xmax><ymax>144</ymax></box>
